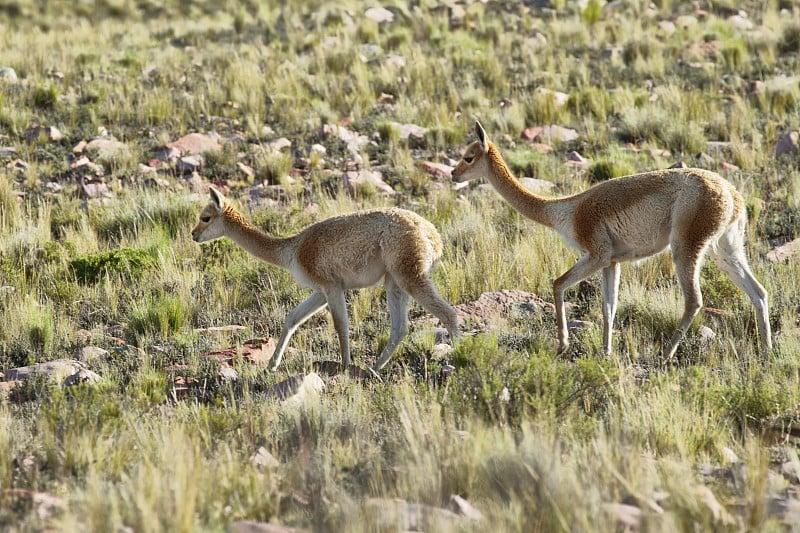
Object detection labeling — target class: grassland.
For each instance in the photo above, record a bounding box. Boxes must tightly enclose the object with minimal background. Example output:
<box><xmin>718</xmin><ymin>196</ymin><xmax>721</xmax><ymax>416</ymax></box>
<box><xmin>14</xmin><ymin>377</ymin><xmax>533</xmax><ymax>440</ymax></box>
<box><xmin>2</xmin><ymin>0</ymin><xmax>800</xmax><ymax>531</ymax></box>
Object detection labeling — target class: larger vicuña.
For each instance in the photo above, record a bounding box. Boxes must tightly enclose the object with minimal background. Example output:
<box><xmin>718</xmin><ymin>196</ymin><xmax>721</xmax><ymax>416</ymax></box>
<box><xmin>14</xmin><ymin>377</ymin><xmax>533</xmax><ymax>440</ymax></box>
<box><xmin>192</xmin><ymin>186</ymin><xmax>460</xmax><ymax>372</ymax></box>
<box><xmin>452</xmin><ymin>121</ymin><xmax>771</xmax><ymax>359</ymax></box>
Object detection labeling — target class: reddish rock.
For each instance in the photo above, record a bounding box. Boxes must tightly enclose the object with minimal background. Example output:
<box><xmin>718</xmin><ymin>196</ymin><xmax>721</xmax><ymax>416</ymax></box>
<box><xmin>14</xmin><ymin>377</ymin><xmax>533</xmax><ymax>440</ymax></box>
<box><xmin>164</xmin><ymin>132</ymin><xmax>221</xmax><ymax>157</ymax></box>
<box><xmin>418</xmin><ymin>161</ymin><xmax>453</xmax><ymax>179</ymax></box>
<box><xmin>767</xmin><ymin>238</ymin><xmax>800</xmax><ymax>262</ymax></box>
<box><xmin>200</xmin><ymin>337</ymin><xmax>277</xmax><ymax>366</ymax></box>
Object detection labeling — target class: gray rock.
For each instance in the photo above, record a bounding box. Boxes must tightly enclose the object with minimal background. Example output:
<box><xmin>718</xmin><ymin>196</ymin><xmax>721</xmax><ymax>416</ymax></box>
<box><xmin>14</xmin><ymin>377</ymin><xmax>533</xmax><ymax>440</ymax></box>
<box><xmin>320</xmin><ymin>124</ymin><xmax>369</xmax><ymax>153</ymax></box>
<box><xmin>251</xmin><ymin>446</ymin><xmax>280</xmax><ymax>468</ymax></box>
<box><xmin>776</xmin><ymin>131</ymin><xmax>799</xmax><ymax>158</ymax></box>
<box><xmin>266</xmin><ymin>373</ymin><xmax>325</xmax><ymax>404</ymax></box>
<box><xmin>364</xmin><ymin>6</ymin><xmax>394</xmax><ymax>24</ymax></box>
<box><xmin>268</xmin><ymin>137</ymin><xmax>292</xmax><ymax>152</ymax></box>
<box><xmin>218</xmin><ymin>366</ymin><xmax>238</xmax><ymax>382</ymax></box>
<box><xmin>226</xmin><ymin>521</ymin><xmax>308</xmax><ymax>533</ymax></box>
<box><xmin>520</xmin><ymin>177</ymin><xmax>555</xmax><ymax>194</ymax></box>
<box><xmin>73</xmin><ymin>346</ymin><xmax>110</xmax><ymax>364</ymax></box>
<box><xmin>178</xmin><ymin>155</ymin><xmax>204</xmax><ymax>173</ymax></box>
<box><xmin>26</xmin><ymin>125</ymin><xmax>63</xmax><ymax>143</ymax></box>
<box><xmin>63</xmin><ymin>368</ymin><xmax>102</xmax><ymax>387</ymax></box>
<box><xmin>5</xmin><ymin>359</ymin><xmax>86</xmax><ymax>383</ymax></box>
<box><xmin>85</xmin><ymin>137</ymin><xmax>128</xmax><ymax>161</ymax></box>
<box><xmin>0</xmin><ymin>67</ymin><xmax>18</xmax><ymax>83</ymax></box>
<box><xmin>343</xmin><ymin>169</ymin><xmax>396</xmax><ymax>195</ymax></box>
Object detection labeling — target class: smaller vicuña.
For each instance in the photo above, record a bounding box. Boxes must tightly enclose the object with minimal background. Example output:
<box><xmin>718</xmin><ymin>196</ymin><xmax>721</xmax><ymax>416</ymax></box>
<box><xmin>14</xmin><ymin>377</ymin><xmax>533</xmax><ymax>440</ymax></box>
<box><xmin>452</xmin><ymin>121</ymin><xmax>771</xmax><ymax>359</ymax></box>
<box><xmin>192</xmin><ymin>186</ymin><xmax>460</xmax><ymax>372</ymax></box>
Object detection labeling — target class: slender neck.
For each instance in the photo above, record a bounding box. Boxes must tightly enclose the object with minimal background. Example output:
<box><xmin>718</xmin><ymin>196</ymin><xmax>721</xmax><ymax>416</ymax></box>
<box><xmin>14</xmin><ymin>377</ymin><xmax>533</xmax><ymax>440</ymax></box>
<box><xmin>486</xmin><ymin>143</ymin><xmax>555</xmax><ymax>228</ymax></box>
<box><xmin>223</xmin><ymin>207</ymin><xmax>288</xmax><ymax>268</ymax></box>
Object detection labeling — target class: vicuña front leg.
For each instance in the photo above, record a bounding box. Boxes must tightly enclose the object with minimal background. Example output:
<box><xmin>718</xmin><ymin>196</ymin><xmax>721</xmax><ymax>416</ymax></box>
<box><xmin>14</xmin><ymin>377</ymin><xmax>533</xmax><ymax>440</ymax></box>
<box><xmin>553</xmin><ymin>254</ymin><xmax>607</xmax><ymax>354</ymax></box>
<box><xmin>601</xmin><ymin>263</ymin><xmax>621</xmax><ymax>356</ymax></box>
<box><xmin>269</xmin><ymin>291</ymin><xmax>328</xmax><ymax>371</ymax></box>
<box><xmin>324</xmin><ymin>288</ymin><xmax>352</xmax><ymax>367</ymax></box>
<box><xmin>663</xmin><ymin>243</ymin><xmax>705</xmax><ymax>361</ymax></box>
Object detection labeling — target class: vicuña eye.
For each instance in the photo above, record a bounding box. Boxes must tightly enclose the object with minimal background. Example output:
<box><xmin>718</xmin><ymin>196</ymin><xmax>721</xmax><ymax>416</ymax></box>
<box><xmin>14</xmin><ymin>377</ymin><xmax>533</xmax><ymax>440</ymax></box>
<box><xmin>201</xmin><ymin>216</ymin><xmax>211</xmax><ymax>223</ymax></box>
<box><xmin>463</xmin><ymin>157</ymin><xmax>473</xmax><ymax>164</ymax></box>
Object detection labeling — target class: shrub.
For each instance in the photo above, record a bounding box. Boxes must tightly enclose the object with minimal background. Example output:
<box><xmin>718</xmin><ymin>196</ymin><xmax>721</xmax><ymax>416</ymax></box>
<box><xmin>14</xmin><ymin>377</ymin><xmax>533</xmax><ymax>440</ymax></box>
<box><xmin>70</xmin><ymin>247</ymin><xmax>157</xmax><ymax>284</ymax></box>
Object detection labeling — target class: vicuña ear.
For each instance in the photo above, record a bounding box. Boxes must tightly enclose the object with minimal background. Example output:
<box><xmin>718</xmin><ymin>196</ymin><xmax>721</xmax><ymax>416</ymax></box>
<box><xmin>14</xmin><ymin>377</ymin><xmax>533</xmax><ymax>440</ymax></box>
<box><xmin>209</xmin><ymin>186</ymin><xmax>225</xmax><ymax>213</ymax></box>
<box><xmin>475</xmin><ymin>121</ymin><xmax>488</xmax><ymax>152</ymax></box>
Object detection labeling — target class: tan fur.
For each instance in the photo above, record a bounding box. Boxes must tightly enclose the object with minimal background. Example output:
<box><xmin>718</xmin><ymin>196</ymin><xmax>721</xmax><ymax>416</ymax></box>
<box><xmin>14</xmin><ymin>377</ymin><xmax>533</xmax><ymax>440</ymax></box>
<box><xmin>192</xmin><ymin>187</ymin><xmax>459</xmax><ymax>372</ymax></box>
<box><xmin>452</xmin><ymin>121</ymin><xmax>771</xmax><ymax>359</ymax></box>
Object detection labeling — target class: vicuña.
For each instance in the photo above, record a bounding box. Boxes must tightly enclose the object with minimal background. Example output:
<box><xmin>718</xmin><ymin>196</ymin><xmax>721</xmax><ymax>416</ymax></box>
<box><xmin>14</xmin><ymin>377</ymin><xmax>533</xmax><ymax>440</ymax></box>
<box><xmin>192</xmin><ymin>186</ymin><xmax>460</xmax><ymax>372</ymax></box>
<box><xmin>452</xmin><ymin>121</ymin><xmax>771</xmax><ymax>359</ymax></box>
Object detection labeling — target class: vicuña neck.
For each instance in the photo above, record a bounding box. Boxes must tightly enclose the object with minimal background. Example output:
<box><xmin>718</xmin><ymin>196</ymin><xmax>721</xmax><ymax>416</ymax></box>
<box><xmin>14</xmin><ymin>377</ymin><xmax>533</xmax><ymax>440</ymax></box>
<box><xmin>223</xmin><ymin>207</ymin><xmax>289</xmax><ymax>267</ymax></box>
<box><xmin>486</xmin><ymin>143</ymin><xmax>555</xmax><ymax>228</ymax></box>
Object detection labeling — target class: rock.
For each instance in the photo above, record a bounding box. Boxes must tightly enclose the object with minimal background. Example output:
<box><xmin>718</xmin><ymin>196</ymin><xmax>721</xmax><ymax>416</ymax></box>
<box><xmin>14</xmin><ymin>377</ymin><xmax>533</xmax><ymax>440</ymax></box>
<box><xmin>194</xmin><ymin>325</ymin><xmax>248</xmax><ymax>334</ymax></box>
<box><xmin>226</xmin><ymin>521</ymin><xmax>308</xmax><ymax>533</ymax></box>
<box><xmin>391</xmin><ymin>122</ymin><xmax>428</xmax><ymax>141</ymax></box>
<box><xmin>6</xmin><ymin>159</ymin><xmax>28</xmax><ymax>173</ymax></box>
<box><xmin>237</xmin><ymin>162</ymin><xmax>255</xmax><ymax>178</ymax></box>
<box><xmin>525</xmin><ymin>125</ymin><xmax>579</xmax><ymax>143</ymax></box>
<box><xmin>675</xmin><ymin>15</ymin><xmax>698</xmax><ymax>29</ymax></box>
<box><xmin>364</xmin><ymin>498</ymin><xmax>472</xmax><ymax>530</ymax></box>
<box><xmin>767</xmin><ymin>238</ymin><xmax>800</xmax><ymax>262</ymax></box>
<box><xmin>720</xmin><ymin>161</ymin><xmax>739</xmax><ymax>172</ymax></box>
<box><xmin>669</xmin><ymin>161</ymin><xmax>688</xmax><ymax>169</ymax></box>
<box><xmin>565</xmin><ymin>151</ymin><xmax>589</xmax><ymax>168</ymax></box>
<box><xmin>697</xmin><ymin>325</ymin><xmax>716</xmax><ymax>346</ymax></box>
<box><xmin>201</xmin><ymin>337</ymin><xmax>277</xmax><ymax>366</ymax></box>
<box><xmin>694</xmin><ymin>485</ymin><xmax>734</xmax><ymax>524</ymax></box>
<box><xmin>177</xmin><ymin>155</ymin><xmax>204</xmax><ymax>173</ymax></box>
<box><xmin>418</xmin><ymin>161</ymin><xmax>453</xmax><ymax>179</ymax></box>
<box><xmin>343</xmin><ymin>169</ymin><xmax>396</xmax><ymax>195</ymax></box>
<box><xmin>268</xmin><ymin>137</ymin><xmax>292</xmax><ymax>152</ymax></box>
<box><xmin>309</xmin><ymin>143</ymin><xmax>326</xmax><ymax>155</ymax></box>
<box><xmin>73</xmin><ymin>346</ymin><xmax>110</xmax><ymax>364</ymax></box>
<box><xmin>776</xmin><ymin>132</ymin><xmax>799</xmax><ymax>158</ymax></box>
<box><xmin>454</xmin><ymin>290</ymin><xmax>553</xmax><ymax>330</ymax></box>
<box><xmin>320</xmin><ymin>124</ymin><xmax>369</xmax><ymax>153</ymax></box>
<box><xmin>71</xmin><ymin>156</ymin><xmax>104</xmax><ymax>176</ymax></box>
<box><xmin>85</xmin><ymin>137</ymin><xmax>128</xmax><ymax>161</ymax></box>
<box><xmin>519</xmin><ymin>177</ymin><xmax>555</xmax><ymax>194</ymax></box>
<box><xmin>4</xmin><ymin>359</ymin><xmax>86</xmax><ymax>383</ymax></box>
<box><xmin>720</xmin><ymin>446</ymin><xmax>739</xmax><ymax>464</ymax></box>
<box><xmin>447</xmin><ymin>495</ymin><xmax>483</xmax><ymax>520</ymax></box>
<box><xmin>79</xmin><ymin>178</ymin><xmax>113</xmax><ymax>199</ymax></box>
<box><xmin>0</xmin><ymin>146</ymin><xmax>17</xmax><ymax>157</ymax></box>
<box><xmin>535</xmin><ymin>87</ymin><xmax>569</xmax><ymax>107</ymax></box>
<box><xmin>163</xmin><ymin>132</ymin><xmax>221</xmax><ymax>157</ymax></box>
<box><xmin>0</xmin><ymin>67</ymin><xmax>18</xmax><ymax>83</ymax></box>
<box><xmin>4</xmin><ymin>489</ymin><xmax>66</xmax><ymax>521</ymax></box>
<box><xmin>25</xmin><ymin>125</ymin><xmax>63</xmax><ymax>143</ymax></box>
<box><xmin>568</xmin><ymin>320</ymin><xmax>593</xmax><ymax>330</ymax></box>
<box><xmin>602</xmin><ymin>502</ymin><xmax>642</xmax><ymax>529</ymax></box>
<box><xmin>782</xmin><ymin>460</ymin><xmax>800</xmax><ymax>484</ymax></box>
<box><xmin>728</xmin><ymin>14</ymin><xmax>753</xmax><ymax>30</ymax></box>
<box><xmin>63</xmin><ymin>368</ymin><xmax>102</xmax><ymax>387</ymax></box>
<box><xmin>449</xmin><ymin>4</ymin><xmax>466</xmax><ymax>29</ymax></box>
<box><xmin>266</xmin><ymin>373</ymin><xmax>325</xmax><ymax>404</ymax></box>
<box><xmin>657</xmin><ymin>20</ymin><xmax>676</xmax><ymax>35</ymax></box>
<box><xmin>218</xmin><ymin>366</ymin><xmax>239</xmax><ymax>382</ymax></box>
<box><xmin>695</xmin><ymin>152</ymin><xmax>715</xmax><ymax>165</ymax></box>
<box><xmin>431</xmin><ymin>343</ymin><xmax>453</xmax><ymax>359</ymax></box>
<box><xmin>364</xmin><ymin>6</ymin><xmax>394</xmax><ymax>24</ymax></box>
<box><xmin>251</xmin><ymin>446</ymin><xmax>280</xmax><ymax>468</ymax></box>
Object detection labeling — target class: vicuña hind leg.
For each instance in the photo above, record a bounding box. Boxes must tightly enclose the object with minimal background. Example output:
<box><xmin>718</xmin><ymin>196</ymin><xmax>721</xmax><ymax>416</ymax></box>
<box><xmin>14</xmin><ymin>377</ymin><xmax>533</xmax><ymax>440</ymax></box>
<box><xmin>269</xmin><ymin>291</ymin><xmax>328</xmax><ymax>371</ymax></box>
<box><xmin>372</xmin><ymin>274</ymin><xmax>412</xmax><ymax>371</ymax></box>
<box><xmin>711</xmin><ymin>239</ymin><xmax>772</xmax><ymax>351</ymax></box>
<box><xmin>399</xmin><ymin>274</ymin><xmax>460</xmax><ymax>342</ymax></box>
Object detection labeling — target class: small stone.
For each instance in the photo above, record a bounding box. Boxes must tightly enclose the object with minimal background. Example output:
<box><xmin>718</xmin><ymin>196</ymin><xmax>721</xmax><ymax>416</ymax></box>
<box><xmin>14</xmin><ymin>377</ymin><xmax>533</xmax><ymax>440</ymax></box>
<box><xmin>697</xmin><ymin>325</ymin><xmax>716</xmax><ymax>345</ymax></box>
<box><xmin>657</xmin><ymin>20</ymin><xmax>676</xmax><ymax>35</ymax></box>
<box><xmin>669</xmin><ymin>161</ymin><xmax>689</xmax><ymax>169</ymax></box>
<box><xmin>85</xmin><ymin>137</ymin><xmax>128</xmax><ymax>161</ymax></box>
<box><xmin>80</xmin><ymin>178</ymin><xmax>113</xmax><ymax>199</ymax></box>
<box><xmin>237</xmin><ymin>162</ymin><xmax>255</xmax><ymax>178</ymax></box>
<box><xmin>364</xmin><ymin>6</ymin><xmax>394</xmax><ymax>24</ymax></box>
<box><xmin>448</xmin><ymin>494</ymin><xmax>483</xmax><ymax>520</ymax></box>
<box><xmin>266</xmin><ymin>373</ymin><xmax>325</xmax><ymax>404</ymax></box>
<box><xmin>309</xmin><ymin>143</ymin><xmax>326</xmax><ymax>155</ymax></box>
<box><xmin>720</xmin><ymin>446</ymin><xmax>738</xmax><ymax>464</ymax></box>
<box><xmin>431</xmin><ymin>343</ymin><xmax>453</xmax><ymax>359</ymax></box>
<box><xmin>5</xmin><ymin>359</ymin><xmax>86</xmax><ymax>383</ymax></box>
<box><xmin>268</xmin><ymin>137</ymin><xmax>292</xmax><ymax>152</ymax></box>
<box><xmin>164</xmin><ymin>132</ymin><xmax>221</xmax><ymax>157</ymax></box>
<box><xmin>178</xmin><ymin>155</ymin><xmax>204</xmax><ymax>173</ymax></box>
<box><xmin>25</xmin><ymin>125</ymin><xmax>63</xmax><ymax>143</ymax></box>
<box><xmin>776</xmin><ymin>131</ymin><xmax>799</xmax><ymax>158</ymax></box>
<box><xmin>0</xmin><ymin>67</ymin><xmax>18</xmax><ymax>83</ymax></box>
<box><xmin>251</xmin><ymin>446</ymin><xmax>280</xmax><ymax>468</ymax></box>
<box><xmin>535</xmin><ymin>87</ymin><xmax>569</xmax><ymax>107</ymax></box>
<box><xmin>343</xmin><ymin>169</ymin><xmax>396</xmax><ymax>195</ymax></box>
<box><xmin>218</xmin><ymin>366</ymin><xmax>238</xmax><ymax>382</ymax></box>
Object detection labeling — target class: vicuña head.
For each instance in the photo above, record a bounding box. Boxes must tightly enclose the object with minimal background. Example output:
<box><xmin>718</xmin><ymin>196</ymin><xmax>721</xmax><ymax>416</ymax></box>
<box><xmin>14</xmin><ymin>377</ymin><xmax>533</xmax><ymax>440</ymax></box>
<box><xmin>192</xmin><ymin>186</ymin><xmax>460</xmax><ymax>372</ymax></box>
<box><xmin>452</xmin><ymin>121</ymin><xmax>771</xmax><ymax>359</ymax></box>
